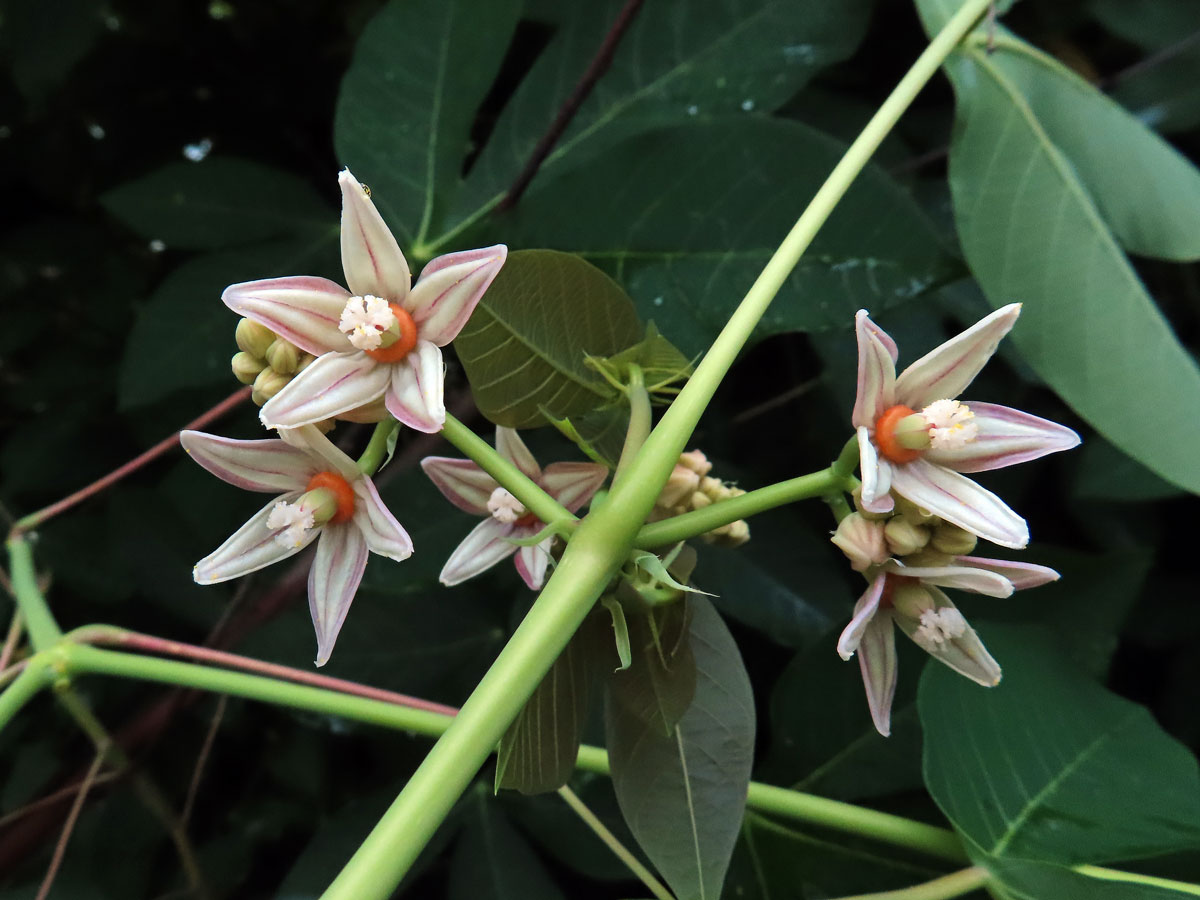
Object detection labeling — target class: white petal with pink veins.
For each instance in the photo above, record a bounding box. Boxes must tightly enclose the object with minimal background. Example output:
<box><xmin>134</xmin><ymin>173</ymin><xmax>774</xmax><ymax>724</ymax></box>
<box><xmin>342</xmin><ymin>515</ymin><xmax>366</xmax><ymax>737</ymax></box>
<box><xmin>852</xmin><ymin>310</ymin><xmax>898</xmax><ymax>428</ymax></box>
<box><xmin>895</xmin><ymin>304</ymin><xmax>1020</xmax><ymax>409</ymax></box>
<box><xmin>925</xmin><ymin>401</ymin><xmax>1080</xmax><ymax>473</ymax></box>
<box><xmin>222</xmin><ymin>276</ymin><xmax>353</xmax><ymax>356</ymax></box>
<box><xmin>180</xmin><ymin>431</ymin><xmax>312</xmax><ymax>493</ymax></box>
<box><xmin>308</xmin><ymin>522</ymin><xmax>370</xmax><ymax>667</ymax></box>
<box><xmin>857</xmin><ymin>428</ymin><xmax>894</xmax><ymax>514</ymax></box>
<box><xmin>338</xmin><ymin>168</ymin><xmax>411</xmax><ymax>301</ymax></box>
<box><xmin>385</xmin><ymin>341</ymin><xmax>445</xmax><ymax>433</ymax></box>
<box><xmin>439</xmin><ymin>518</ymin><xmax>519</xmax><ymax>586</ymax></box>
<box><xmin>280</xmin><ymin>424</ymin><xmax>362</xmax><ymax>481</ymax></box>
<box><xmin>405</xmin><ymin>245</ymin><xmax>507</xmax><ymax>346</ymax></box>
<box><xmin>837</xmin><ymin>573</ymin><xmax>886</xmax><ymax>660</ymax></box>
<box><xmin>955</xmin><ymin>556</ymin><xmax>1060</xmax><ymax>590</ymax></box>
<box><xmin>890</xmin><ymin>457</ymin><xmax>1029</xmax><ymax>549</ymax></box>
<box><xmin>540</xmin><ymin>463</ymin><xmax>608</xmax><ymax>513</ymax></box>
<box><xmin>420</xmin><ymin>457</ymin><xmax>498</xmax><ymax>515</ymax></box>
<box><xmin>857</xmin><ymin>610</ymin><xmax>898</xmax><ymax>737</ymax></box>
<box><xmin>894</xmin><ymin>588</ymin><xmax>1001</xmax><ymax>687</ymax></box>
<box><xmin>889</xmin><ymin>562</ymin><xmax>1014</xmax><ymax>598</ymax></box>
<box><xmin>495</xmin><ymin>426</ymin><xmax>541</xmax><ymax>479</ymax></box>
<box><xmin>352</xmin><ymin>479</ymin><xmax>414</xmax><ymax>562</ymax></box>
<box><xmin>514</xmin><ymin>538</ymin><xmax>552</xmax><ymax>590</ymax></box>
<box><xmin>261</xmin><ymin>352</ymin><xmax>391</xmax><ymax>429</ymax></box>
<box><xmin>193</xmin><ymin>492</ymin><xmax>314</xmax><ymax>584</ymax></box>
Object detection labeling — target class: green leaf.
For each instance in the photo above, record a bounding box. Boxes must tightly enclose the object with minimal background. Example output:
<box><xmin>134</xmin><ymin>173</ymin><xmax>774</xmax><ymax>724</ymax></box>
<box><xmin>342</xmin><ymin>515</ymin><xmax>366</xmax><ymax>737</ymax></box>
<box><xmin>1073</xmin><ymin>438</ymin><xmax>1185</xmax><ymax>502</ymax></box>
<box><xmin>601</xmin><ymin>596</ymin><xmax>633</xmax><ymax>671</ymax></box>
<box><xmin>982</xmin><ymin>857</ymin><xmax>1195</xmax><ymax>900</ymax></box>
<box><xmin>454</xmin><ymin>249</ymin><xmax>642</xmax><ymax>427</ymax></box>
<box><xmin>606</xmin><ymin>596</ymin><xmax>754</xmax><ymax>900</ymax></box>
<box><xmin>496</xmin><ymin>623</ymin><xmax>596</xmax><ymax>795</ymax></box>
<box><xmin>448</xmin><ymin>788</ymin><xmax>567</xmax><ymax>900</ymax></box>
<box><xmin>920</xmin><ymin>625</ymin><xmax>1200</xmax><ymax>865</ymax></box>
<box><xmin>502</xmin><ymin>119</ymin><xmax>959</xmax><ymax>356</ymax></box>
<box><xmin>1111</xmin><ymin>48</ymin><xmax>1200</xmax><ymax>136</ymax></box>
<box><xmin>333</xmin><ymin>0</ymin><xmax>521</xmax><ymax>249</ymax></box>
<box><xmin>101</xmin><ymin>158</ymin><xmax>334</xmax><ymax>250</ymax></box>
<box><xmin>609</xmin><ymin>600</ymin><xmax>697</xmax><ymax>736</ymax></box>
<box><xmin>913</xmin><ymin>5</ymin><xmax>1200</xmax><ymax>494</ymax></box>
<box><xmin>449</xmin><ymin>0</ymin><xmax>871</xmax><ymax>236</ymax></box>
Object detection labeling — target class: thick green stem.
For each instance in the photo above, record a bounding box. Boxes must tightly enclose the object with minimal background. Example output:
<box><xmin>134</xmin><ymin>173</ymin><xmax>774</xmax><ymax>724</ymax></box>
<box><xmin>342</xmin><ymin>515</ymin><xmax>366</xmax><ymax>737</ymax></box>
<box><xmin>0</xmin><ymin>655</ymin><xmax>54</xmax><ymax>730</ymax></box>
<box><xmin>356</xmin><ymin>420</ymin><xmax>399</xmax><ymax>476</ymax></box>
<box><xmin>828</xmin><ymin>867</ymin><xmax>987</xmax><ymax>900</ymax></box>
<box><xmin>440</xmin><ymin>413</ymin><xmax>571</xmax><ymax>526</ymax></box>
<box><xmin>832</xmin><ymin>435</ymin><xmax>861</xmax><ymax>479</ymax></box>
<box><xmin>635</xmin><ymin>468</ymin><xmax>847</xmax><ymax>548</ymax></box>
<box><xmin>6</xmin><ymin>536</ymin><xmax>61</xmax><ymax>650</ymax></box>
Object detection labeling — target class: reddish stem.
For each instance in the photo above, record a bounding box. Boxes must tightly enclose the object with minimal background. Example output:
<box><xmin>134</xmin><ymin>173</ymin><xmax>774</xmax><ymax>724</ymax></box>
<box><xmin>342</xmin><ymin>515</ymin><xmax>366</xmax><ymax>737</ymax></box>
<box><xmin>34</xmin><ymin>753</ymin><xmax>106</xmax><ymax>900</ymax></box>
<box><xmin>12</xmin><ymin>386</ymin><xmax>251</xmax><ymax>536</ymax></box>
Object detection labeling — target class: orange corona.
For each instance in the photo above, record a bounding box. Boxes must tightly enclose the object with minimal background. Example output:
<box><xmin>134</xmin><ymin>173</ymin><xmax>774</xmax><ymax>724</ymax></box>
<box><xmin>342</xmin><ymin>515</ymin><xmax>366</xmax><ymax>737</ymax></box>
<box><xmin>365</xmin><ymin>303</ymin><xmax>419</xmax><ymax>363</ymax></box>
<box><xmin>873</xmin><ymin>404</ymin><xmax>923</xmax><ymax>464</ymax></box>
<box><xmin>305</xmin><ymin>471</ymin><xmax>356</xmax><ymax>523</ymax></box>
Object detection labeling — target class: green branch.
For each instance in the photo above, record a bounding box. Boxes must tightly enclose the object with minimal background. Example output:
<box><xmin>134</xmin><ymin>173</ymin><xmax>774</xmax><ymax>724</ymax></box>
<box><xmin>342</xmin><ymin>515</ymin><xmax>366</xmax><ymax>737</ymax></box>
<box><xmin>6</xmin><ymin>535</ymin><xmax>61</xmax><ymax>650</ymax></box>
<box><xmin>356</xmin><ymin>419</ymin><xmax>399</xmax><ymax>476</ymax></box>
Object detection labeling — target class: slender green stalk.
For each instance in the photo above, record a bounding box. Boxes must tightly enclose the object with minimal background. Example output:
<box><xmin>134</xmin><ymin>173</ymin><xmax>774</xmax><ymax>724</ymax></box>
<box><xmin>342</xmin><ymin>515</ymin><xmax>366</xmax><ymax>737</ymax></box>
<box><xmin>356</xmin><ymin>420</ymin><xmax>399</xmax><ymax>476</ymax></box>
<box><xmin>440</xmin><ymin>413</ymin><xmax>571</xmax><ymax>526</ymax></box>
<box><xmin>832</xmin><ymin>435</ymin><xmax>862</xmax><ymax>479</ymax></box>
<box><xmin>557</xmin><ymin>785</ymin><xmax>674</xmax><ymax>900</ymax></box>
<box><xmin>6</xmin><ymin>536</ymin><xmax>61</xmax><ymax>650</ymax></box>
<box><xmin>613</xmin><ymin>364</ymin><xmax>652</xmax><ymax>485</ymax></box>
<box><xmin>1076</xmin><ymin>865</ymin><xmax>1200</xmax><ymax>897</ymax></box>
<box><xmin>635</xmin><ymin>468</ymin><xmax>847</xmax><ymax>548</ymax></box>
<box><xmin>0</xmin><ymin>655</ymin><xmax>54</xmax><ymax>730</ymax></box>
<box><xmin>829</xmin><ymin>867</ymin><xmax>987</xmax><ymax>900</ymax></box>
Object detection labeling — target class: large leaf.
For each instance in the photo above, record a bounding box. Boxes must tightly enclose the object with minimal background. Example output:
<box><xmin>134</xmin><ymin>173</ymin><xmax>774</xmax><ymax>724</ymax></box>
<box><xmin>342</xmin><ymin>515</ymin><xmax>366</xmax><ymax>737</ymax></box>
<box><xmin>983</xmin><ymin>857</ymin><xmax>1194</xmax><ymax>900</ymax></box>
<box><xmin>448</xmin><ymin>0</ymin><xmax>871</xmax><ymax>238</ymax></box>
<box><xmin>606</xmin><ymin>596</ymin><xmax>755</xmax><ymax>900</ymax></box>
<box><xmin>914</xmin><ymin>1</ymin><xmax>1200</xmax><ymax>494</ymax></box>
<box><xmin>333</xmin><ymin>0</ymin><xmax>521</xmax><ymax>250</ymax></box>
<box><xmin>454</xmin><ymin>249</ymin><xmax>642</xmax><ymax>427</ymax></box>
<box><xmin>920</xmin><ymin>626</ymin><xmax>1200</xmax><ymax>865</ymax></box>
<box><xmin>101</xmin><ymin>158</ymin><xmax>333</xmax><ymax>250</ymax></box>
<box><xmin>608</xmin><ymin>601</ymin><xmax>697</xmax><ymax>737</ymax></box>
<box><xmin>502</xmin><ymin>119</ymin><xmax>959</xmax><ymax>356</ymax></box>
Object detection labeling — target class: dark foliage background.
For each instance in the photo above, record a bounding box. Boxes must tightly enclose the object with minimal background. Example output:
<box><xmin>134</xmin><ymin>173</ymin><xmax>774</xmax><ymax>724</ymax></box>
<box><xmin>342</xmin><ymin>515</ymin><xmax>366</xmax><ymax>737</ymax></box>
<box><xmin>1</xmin><ymin>0</ymin><xmax>1198</xmax><ymax>897</ymax></box>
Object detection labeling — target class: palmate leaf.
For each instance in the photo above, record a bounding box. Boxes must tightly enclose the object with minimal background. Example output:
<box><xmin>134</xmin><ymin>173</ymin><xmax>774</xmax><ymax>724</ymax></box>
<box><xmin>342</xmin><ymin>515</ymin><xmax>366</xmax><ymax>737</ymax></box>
<box><xmin>915</xmin><ymin>0</ymin><xmax>1200</xmax><ymax>493</ymax></box>
<box><xmin>502</xmin><ymin>118</ymin><xmax>959</xmax><ymax>356</ymax></box>
<box><xmin>920</xmin><ymin>626</ymin><xmax>1200</xmax><ymax>866</ymax></box>
<box><xmin>454</xmin><ymin>250</ymin><xmax>642</xmax><ymax>427</ymax></box>
<box><xmin>606</xmin><ymin>596</ymin><xmax>754</xmax><ymax>900</ymax></box>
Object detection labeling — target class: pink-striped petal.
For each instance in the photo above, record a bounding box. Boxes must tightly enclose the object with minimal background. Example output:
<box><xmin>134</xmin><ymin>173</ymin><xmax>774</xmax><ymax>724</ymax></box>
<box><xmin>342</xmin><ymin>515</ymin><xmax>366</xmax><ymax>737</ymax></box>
<box><xmin>180</xmin><ymin>431</ymin><xmax>312</xmax><ymax>493</ymax></box>
<box><xmin>955</xmin><ymin>556</ymin><xmax>1060</xmax><ymax>591</ymax></box>
<box><xmin>420</xmin><ymin>457</ymin><xmax>497</xmax><ymax>515</ymax></box>
<box><xmin>352</xmin><ymin>478</ymin><xmax>414</xmax><ymax>561</ymax></box>
<box><xmin>495</xmin><ymin>426</ymin><xmax>540</xmax><ymax>479</ymax></box>
<box><xmin>514</xmin><ymin>537</ymin><xmax>552</xmax><ymax>590</ymax></box>
<box><xmin>439</xmin><ymin>518</ymin><xmax>518</xmax><ymax>586</ymax></box>
<box><xmin>895</xmin><ymin>304</ymin><xmax>1020</xmax><ymax>409</ymax></box>
<box><xmin>338</xmin><ymin>168</ymin><xmax>411</xmax><ymax>302</ymax></box>
<box><xmin>541</xmin><ymin>462</ymin><xmax>608</xmax><ymax>513</ymax></box>
<box><xmin>857</xmin><ymin>428</ymin><xmax>895</xmax><ymax>514</ymax></box>
<box><xmin>193</xmin><ymin>492</ymin><xmax>313</xmax><ymax>584</ymax></box>
<box><xmin>260</xmin><ymin>351</ymin><xmax>391</xmax><ymax>429</ymax></box>
<box><xmin>335</xmin><ymin>396</ymin><xmax>390</xmax><ymax>424</ymax></box>
<box><xmin>309</xmin><ymin>522</ymin><xmax>369</xmax><ymax>667</ymax></box>
<box><xmin>890</xmin><ymin>458</ymin><xmax>1028</xmax><ymax>549</ymax></box>
<box><xmin>925</xmin><ymin>402</ymin><xmax>1081</xmax><ymax>473</ymax></box>
<box><xmin>222</xmin><ymin>276</ymin><xmax>352</xmax><ymax>355</ymax></box>
<box><xmin>837</xmin><ymin>573</ymin><xmax>886</xmax><ymax>660</ymax></box>
<box><xmin>894</xmin><ymin>587</ymin><xmax>1001</xmax><ymax>687</ymax></box>
<box><xmin>888</xmin><ymin>561</ymin><xmax>1014</xmax><ymax>598</ymax></box>
<box><xmin>385</xmin><ymin>341</ymin><xmax>445</xmax><ymax>433</ymax></box>
<box><xmin>858</xmin><ymin>610</ymin><xmax>898</xmax><ymax>737</ymax></box>
<box><xmin>852</xmin><ymin>310</ymin><xmax>898</xmax><ymax>428</ymax></box>
<box><xmin>279</xmin><ymin>424</ymin><xmax>361</xmax><ymax>482</ymax></box>
<box><xmin>406</xmin><ymin>245</ymin><xmax>507</xmax><ymax>346</ymax></box>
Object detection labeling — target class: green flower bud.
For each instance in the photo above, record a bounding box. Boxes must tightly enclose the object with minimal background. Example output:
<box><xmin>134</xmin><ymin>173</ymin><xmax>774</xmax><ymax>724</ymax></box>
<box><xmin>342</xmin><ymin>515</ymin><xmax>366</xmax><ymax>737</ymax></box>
<box><xmin>884</xmin><ymin>518</ymin><xmax>930</xmax><ymax>557</ymax></box>
<box><xmin>231</xmin><ymin>351</ymin><xmax>267</xmax><ymax>385</ymax></box>
<box><xmin>891</xmin><ymin>582</ymin><xmax>936</xmax><ymax>620</ymax></box>
<box><xmin>931</xmin><ymin>522</ymin><xmax>978</xmax><ymax>556</ymax></box>
<box><xmin>265</xmin><ymin>338</ymin><xmax>301</xmax><ymax>374</ymax></box>
<box><xmin>235</xmin><ymin>318</ymin><xmax>276</xmax><ymax>358</ymax></box>
<box><xmin>251</xmin><ymin>368</ymin><xmax>291</xmax><ymax>405</ymax></box>
<box><xmin>851</xmin><ymin>487</ymin><xmax>891</xmax><ymax>521</ymax></box>
<box><xmin>893</xmin><ymin>493</ymin><xmax>937</xmax><ymax>526</ymax></box>
<box><xmin>902</xmin><ymin>548</ymin><xmax>954</xmax><ymax>568</ymax></box>
<box><xmin>832</xmin><ymin>513</ymin><xmax>889</xmax><ymax>571</ymax></box>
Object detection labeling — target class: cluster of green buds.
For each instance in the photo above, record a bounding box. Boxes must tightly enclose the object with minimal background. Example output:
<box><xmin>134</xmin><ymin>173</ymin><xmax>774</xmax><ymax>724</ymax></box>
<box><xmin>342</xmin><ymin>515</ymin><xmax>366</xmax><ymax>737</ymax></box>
<box><xmin>832</xmin><ymin>489</ymin><xmax>979</xmax><ymax>574</ymax></box>
<box><xmin>654</xmin><ymin>450</ymin><xmax>750</xmax><ymax>547</ymax></box>
<box><xmin>231</xmin><ymin>318</ymin><xmax>317</xmax><ymax>407</ymax></box>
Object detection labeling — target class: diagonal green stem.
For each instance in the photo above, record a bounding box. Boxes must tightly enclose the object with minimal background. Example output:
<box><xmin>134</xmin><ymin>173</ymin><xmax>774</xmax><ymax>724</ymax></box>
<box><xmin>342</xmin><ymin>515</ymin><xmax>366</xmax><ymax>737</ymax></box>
<box><xmin>6</xmin><ymin>536</ymin><xmax>61</xmax><ymax>651</ymax></box>
<box><xmin>356</xmin><ymin>420</ymin><xmax>399</xmax><ymax>476</ymax></box>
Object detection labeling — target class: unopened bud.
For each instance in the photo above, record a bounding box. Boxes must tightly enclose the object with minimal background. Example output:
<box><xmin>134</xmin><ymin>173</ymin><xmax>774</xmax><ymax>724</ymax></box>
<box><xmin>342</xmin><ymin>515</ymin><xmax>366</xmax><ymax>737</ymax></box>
<box><xmin>659</xmin><ymin>464</ymin><xmax>701</xmax><ymax>508</ymax></box>
<box><xmin>891</xmin><ymin>582</ymin><xmax>936</xmax><ymax>619</ymax></box>
<box><xmin>297</xmin><ymin>352</ymin><xmax>317</xmax><ymax>372</ymax></box>
<box><xmin>251</xmin><ymin>368</ymin><xmax>291</xmax><ymax>405</ymax></box>
<box><xmin>235</xmin><ymin>318</ymin><xmax>276</xmax><ymax>358</ymax></box>
<box><xmin>705</xmin><ymin>518</ymin><xmax>750</xmax><ymax>547</ymax></box>
<box><xmin>893</xmin><ymin>493</ymin><xmax>936</xmax><ymax>526</ymax></box>
<box><xmin>831</xmin><ymin>513</ymin><xmax>890</xmax><ymax>572</ymax></box>
<box><xmin>902</xmin><ymin>548</ymin><xmax>953</xmax><ymax>568</ymax></box>
<box><xmin>265</xmin><ymin>338</ymin><xmax>300</xmax><ymax>374</ymax></box>
<box><xmin>851</xmin><ymin>487</ymin><xmax>890</xmax><ymax>521</ymax></box>
<box><xmin>232</xmin><ymin>351</ymin><xmax>267</xmax><ymax>385</ymax></box>
<box><xmin>884</xmin><ymin>518</ymin><xmax>930</xmax><ymax>557</ymax></box>
<box><xmin>931</xmin><ymin>522</ymin><xmax>977</xmax><ymax>555</ymax></box>
<box><xmin>689</xmin><ymin>491</ymin><xmax>713</xmax><ymax>510</ymax></box>
<box><xmin>677</xmin><ymin>450</ymin><xmax>713</xmax><ymax>477</ymax></box>
<box><xmin>699</xmin><ymin>476</ymin><xmax>722</xmax><ymax>496</ymax></box>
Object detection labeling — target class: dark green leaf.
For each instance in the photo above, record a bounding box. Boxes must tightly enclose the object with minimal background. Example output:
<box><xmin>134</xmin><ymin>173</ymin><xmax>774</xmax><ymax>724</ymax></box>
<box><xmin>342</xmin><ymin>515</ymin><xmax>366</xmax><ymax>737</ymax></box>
<box><xmin>3</xmin><ymin>0</ymin><xmax>102</xmax><ymax>102</ymax></box>
<box><xmin>984</xmin><ymin>856</ymin><xmax>1190</xmax><ymax>899</ymax></box>
<box><xmin>606</xmin><ymin>596</ymin><xmax>755</xmax><ymax>900</ymax></box>
<box><xmin>334</xmin><ymin>0</ymin><xmax>522</xmax><ymax>249</ymax></box>
<box><xmin>101</xmin><ymin>158</ymin><xmax>333</xmax><ymax>250</ymax></box>
<box><xmin>1111</xmin><ymin>48</ymin><xmax>1200</xmax><ymax>135</ymax></box>
<box><xmin>503</xmin><ymin>119</ymin><xmax>959</xmax><ymax>356</ymax></box>
<box><xmin>609</xmin><ymin>600</ymin><xmax>697</xmax><ymax>736</ymax></box>
<box><xmin>454</xmin><ymin>250</ymin><xmax>642</xmax><ymax>427</ymax></box>
<box><xmin>601</xmin><ymin>596</ymin><xmax>633</xmax><ymax>671</ymax></box>
<box><xmin>920</xmin><ymin>626</ymin><xmax>1200</xmax><ymax>865</ymax></box>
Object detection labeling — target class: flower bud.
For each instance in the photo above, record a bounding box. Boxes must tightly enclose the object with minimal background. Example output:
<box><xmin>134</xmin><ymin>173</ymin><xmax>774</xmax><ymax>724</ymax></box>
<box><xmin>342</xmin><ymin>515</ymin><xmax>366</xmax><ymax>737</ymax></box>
<box><xmin>677</xmin><ymin>450</ymin><xmax>713</xmax><ymax>477</ymax></box>
<box><xmin>831</xmin><ymin>513</ymin><xmax>890</xmax><ymax>572</ymax></box>
<box><xmin>235</xmin><ymin>318</ymin><xmax>276</xmax><ymax>358</ymax></box>
<box><xmin>659</xmin><ymin>464</ymin><xmax>701</xmax><ymax>508</ymax></box>
<box><xmin>231</xmin><ymin>351</ymin><xmax>267</xmax><ymax>385</ymax></box>
<box><xmin>689</xmin><ymin>491</ymin><xmax>713</xmax><ymax>510</ymax></box>
<box><xmin>265</xmin><ymin>338</ymin><xmax>300</xmax><ymax>374</ymax></box>
<box><xmin>884</xmin><ymin>518</ymin><xmax>930</xmax><ymax>557</ymax></box>
<box><xmin>251</xmin><ymin>368</ymin><xmax>292</xmax><ymax>405</ymax></box>
<box><xmin>851</xmin><ymin>487</ymin><xmax>890</xmax><ymax>521</ymax></box>
<box><xmin>893</xmin><ymin>493</ymin><xmax>936</xmax><ymax>526</ymax></box>
<box><xmin>931</xmin><ymin>522</ymin><xmax>978</xmax><ymax>556</ymax></box>
<box><xmin>705</xmin><ymin>518</ymin><xmax>750</xmax><ymax>547</ymax></box>
<box><xmin>891</xmin><ymin>582</ymin><xmax>936</xmax><ymax>620</ymax></box>
<box><xmin>901</xmin><ymin>548</ymin><xmax>953</xmax><ymax>569</ymax></box>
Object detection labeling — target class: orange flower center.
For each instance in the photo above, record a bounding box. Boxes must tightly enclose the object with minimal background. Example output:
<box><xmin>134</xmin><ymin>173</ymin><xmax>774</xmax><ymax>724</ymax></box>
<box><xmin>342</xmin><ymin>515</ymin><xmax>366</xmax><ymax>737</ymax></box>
<box><xmin>514</xmin><ymin>512</ymin><xmax>540</xmax><ymax>529</ymax></box>
<box><xmin>874</xmin><ymin>404</ymin><xmax>924</xmax><ymax>464</ymax></box>
<box><xmin>364</xmin><ymin>303</ymin><xmax>419</xmax><ymax>363</ymax></box>
<box><xmin>306</xmin><ymin>471</ymin><xmax>356</xmax><ymax>523</ymax></box>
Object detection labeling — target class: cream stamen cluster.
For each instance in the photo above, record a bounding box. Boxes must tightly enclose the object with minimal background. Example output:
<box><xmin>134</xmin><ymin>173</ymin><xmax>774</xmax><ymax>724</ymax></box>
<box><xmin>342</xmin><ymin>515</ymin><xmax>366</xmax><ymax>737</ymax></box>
<box><xmin>338</xmin><ymin>294</ymin><xmax>397</xmax><ymax>351</ymax></box>
<box><xmin>914</xmin><ymin>607</ymin><xmax>968</xmax><ymax>645</ymax></box>
<box><xmin>921</xmin><ymin>399</ymin><xmax>977</xmax><ymax>450</ymax></box>
<box><xmin>486</xmin><ymin>487</ymin><xmax>526</xmax><ymax>524</ymax></box>
<box><xmin>266</xmin><ymin>500</ymin><xmax>315</xmax><ymax>548</ymax></box>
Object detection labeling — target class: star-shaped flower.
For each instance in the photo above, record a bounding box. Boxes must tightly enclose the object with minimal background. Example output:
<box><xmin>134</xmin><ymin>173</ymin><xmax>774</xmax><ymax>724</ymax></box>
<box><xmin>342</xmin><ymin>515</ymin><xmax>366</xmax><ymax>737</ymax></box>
<box><xmin>853</xmin><ymin>304</ymin><xmax>1080</xmax><ymax>548</ymax></box>
<box><xmin>420</xmin><ymin>428</ymin><xmax>608</xmax><ymax>589</ymax></box>
<box><xmin>223</xmin><ymin>168</ymin><xmax>506</xmax><ymax>433</ymax></box>
<box><xmin>182</xmin><ymin>425</ymin><xmax>413</xmax><ymax>666</ymax></box>
<box><xmin>837</xmin><ymin>552</ymin><xmax>1059</xmax><ymax>736</ymax></box>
